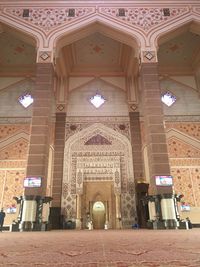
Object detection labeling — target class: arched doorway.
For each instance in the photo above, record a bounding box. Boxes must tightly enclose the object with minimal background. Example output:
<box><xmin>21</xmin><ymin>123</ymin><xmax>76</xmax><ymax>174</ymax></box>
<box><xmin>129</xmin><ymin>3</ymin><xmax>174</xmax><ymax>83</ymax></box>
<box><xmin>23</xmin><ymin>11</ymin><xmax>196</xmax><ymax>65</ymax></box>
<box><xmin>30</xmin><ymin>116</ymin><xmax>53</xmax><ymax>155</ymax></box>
<box><xmin>92</xmin><ymin>201</ymin><xmax>105</xmax><ymax>229</ymax></box>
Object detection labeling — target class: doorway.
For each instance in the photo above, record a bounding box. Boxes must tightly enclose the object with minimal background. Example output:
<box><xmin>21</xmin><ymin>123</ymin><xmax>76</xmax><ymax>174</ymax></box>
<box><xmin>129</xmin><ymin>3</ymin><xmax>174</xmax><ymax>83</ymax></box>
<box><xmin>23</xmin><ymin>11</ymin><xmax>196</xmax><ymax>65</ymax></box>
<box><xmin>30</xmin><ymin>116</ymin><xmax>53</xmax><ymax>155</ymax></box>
<box><xmin>92</xmin><ymin>201</ymin><xmax>105</xmax><ymax>229</ymax></box>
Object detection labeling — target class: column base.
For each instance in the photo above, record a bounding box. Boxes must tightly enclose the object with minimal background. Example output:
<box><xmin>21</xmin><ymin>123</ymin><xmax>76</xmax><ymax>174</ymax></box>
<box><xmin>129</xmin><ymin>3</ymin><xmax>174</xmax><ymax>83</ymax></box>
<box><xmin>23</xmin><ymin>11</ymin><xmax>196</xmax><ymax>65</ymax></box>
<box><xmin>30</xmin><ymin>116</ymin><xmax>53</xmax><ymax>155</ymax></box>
<box><xmin>152</xmin><ymin>219</ymin><xmax>177</xmax><ymax>230</ymax></box>
<box><xmin>76</xmin><ymin>219</ymin><xmax>81</xmax><ymax>230</ymax></box>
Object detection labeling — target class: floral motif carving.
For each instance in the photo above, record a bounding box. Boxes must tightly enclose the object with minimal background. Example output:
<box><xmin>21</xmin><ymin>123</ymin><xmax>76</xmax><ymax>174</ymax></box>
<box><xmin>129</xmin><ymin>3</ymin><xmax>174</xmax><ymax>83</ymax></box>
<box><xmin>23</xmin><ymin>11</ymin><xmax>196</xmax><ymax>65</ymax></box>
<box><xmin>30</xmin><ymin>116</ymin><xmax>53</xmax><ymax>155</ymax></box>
<box><xmin>166</xmin><ymin>122</ymin><xmax>200</xmax><ymax>141</ymax></box>
<box><xmin>5</xmin><ymin>8</ymin><xmax>95</xmax><ymax>32</ymax></box>
<box><xmin>0</xmin><ymin>139</ymin><xmax>28</xmax><ymax>160</ymax></box>
<box><xmin>168</xmin><ymin>137</ymin><xmax>200</xmax><ymax>158</ymax></box>
<box><xmin>100</xmin><ymin>7</ymin><xmax>188</xmax><ymax>32</ymax></box>
<box><xmin>0</xmin><ymin>125</ymin><xmax>30</xmax><ymax>141</ymax></box>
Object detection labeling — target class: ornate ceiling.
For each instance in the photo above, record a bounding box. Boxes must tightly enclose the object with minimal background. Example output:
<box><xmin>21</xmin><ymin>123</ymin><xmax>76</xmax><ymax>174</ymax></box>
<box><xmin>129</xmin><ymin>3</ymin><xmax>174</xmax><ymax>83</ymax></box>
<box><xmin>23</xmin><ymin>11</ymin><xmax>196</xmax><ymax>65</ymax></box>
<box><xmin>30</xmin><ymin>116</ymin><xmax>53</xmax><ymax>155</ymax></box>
<box><xmin>0</xmin><ymin>24</ymin><xmax>200</xmax><ymax>77</ymax></box>
<box><xmin>158</xmin><ymin>31</ymin><xmax>200</xmax><ymax>74</ymax></box>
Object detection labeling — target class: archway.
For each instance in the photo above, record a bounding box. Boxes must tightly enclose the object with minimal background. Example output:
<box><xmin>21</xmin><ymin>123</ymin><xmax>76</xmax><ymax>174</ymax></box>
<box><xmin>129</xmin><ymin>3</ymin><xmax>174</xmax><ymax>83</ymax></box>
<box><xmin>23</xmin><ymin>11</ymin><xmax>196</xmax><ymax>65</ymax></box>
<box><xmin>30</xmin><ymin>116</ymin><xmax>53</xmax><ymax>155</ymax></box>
<box><xmin>92</xmin><ymin>201</ymin><xmax>105</xmax><ymax>229</ymax></box>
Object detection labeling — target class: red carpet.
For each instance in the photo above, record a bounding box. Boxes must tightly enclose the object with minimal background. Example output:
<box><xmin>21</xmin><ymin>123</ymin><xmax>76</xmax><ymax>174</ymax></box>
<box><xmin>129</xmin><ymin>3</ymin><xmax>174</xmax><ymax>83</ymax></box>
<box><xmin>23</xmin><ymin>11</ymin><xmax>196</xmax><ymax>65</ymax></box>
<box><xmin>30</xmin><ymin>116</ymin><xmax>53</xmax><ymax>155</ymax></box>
<box><xmin>0</xmin><ymin>229</ymin><xmax>200</xmax><ymax>267</ymax></box>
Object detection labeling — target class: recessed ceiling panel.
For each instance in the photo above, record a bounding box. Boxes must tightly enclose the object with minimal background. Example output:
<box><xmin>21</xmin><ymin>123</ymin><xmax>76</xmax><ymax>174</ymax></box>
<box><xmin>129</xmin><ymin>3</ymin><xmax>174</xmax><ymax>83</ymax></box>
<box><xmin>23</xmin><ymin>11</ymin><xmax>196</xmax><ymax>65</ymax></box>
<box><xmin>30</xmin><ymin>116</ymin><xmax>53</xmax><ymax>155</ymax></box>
<box><xmin>74</xmin><ymin>33</ymin><xmax>121</xmax><ymax>67</ymax></box>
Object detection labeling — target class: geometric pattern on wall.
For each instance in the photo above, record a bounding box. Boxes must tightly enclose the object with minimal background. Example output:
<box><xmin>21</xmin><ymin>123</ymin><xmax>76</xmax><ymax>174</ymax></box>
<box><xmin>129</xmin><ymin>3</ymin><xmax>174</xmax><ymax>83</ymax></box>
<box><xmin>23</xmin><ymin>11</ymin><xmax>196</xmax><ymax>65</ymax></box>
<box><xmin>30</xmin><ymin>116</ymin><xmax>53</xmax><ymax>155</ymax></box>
<box><xmin>62</xmin><ymin>192</ymin><xmax>76</xmax><ymax>219</ymax></box>
<box><xmin>171</xmin><ymin>168</ymin><xmax>195</xmax><ymax>207</ymax></box>
<box><xmin>0</xmin><ymin>139</ymin><xmax>29</xmax><ymax>160</ymax></box>
<box><xmin>167</xmin><ymin>125</ymin><xmax>200</xmax><ymax>208</ymax></box>
<box><xmin>0</xmin><ymin>169</ymin><xmax>25</xmax><ymax>224</ymax></box>
<box><xmin>168</xmin><ymin>137</ymin><xmax>200</xmax><ymax>158</ymax></box>
<box><xmin>166</xmin><ymin>122</ymin><xmax>200</xmax><ymax>141</ymax></box>
<box><xmin>3</xmin><ymin>170</ymin><xmax>25</xmax><ymax>207</ymax></box>
<box><xmin>121</xmin><ymin>192</ymin><xmax>137</xmax><ymax>227</ymax></box>
<box><xmin>190</xmin><ymin>168</ymin><xmax>200</xmax><ymax>206</ymax></box>
<box><xmin>0</xmin><ymin>124</ymin><xmax>30</xmax><ymax>141</ymax></box>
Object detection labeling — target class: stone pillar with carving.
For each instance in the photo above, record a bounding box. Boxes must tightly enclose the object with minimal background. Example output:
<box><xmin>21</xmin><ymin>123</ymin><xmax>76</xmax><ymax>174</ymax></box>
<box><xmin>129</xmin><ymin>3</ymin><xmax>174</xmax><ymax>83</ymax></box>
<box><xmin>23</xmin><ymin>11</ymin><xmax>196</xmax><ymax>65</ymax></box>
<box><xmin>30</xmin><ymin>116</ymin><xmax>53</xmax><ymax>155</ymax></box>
<box><xmin>129</xmin><ymin>111</ymin><xmax>144</xmax><ymax>182</ymax></box>
<box><xmin>115</xmin><ymin>193</ymin><xmax>122</xmax><ymax>229</ymax></box>
<box><xmin>76</xmin><ymin>169</ymin><xmax>84</xmax><ymax>229</ymax></box>
<box><xmin>140</xmin><ymin>51</ymin><xmax>177</xmax><ymax>229</ymax></box>
<box><xmin>21</xmin><ymin>61</ymin><xmax>54</xmax><ymax>231</ymax></box>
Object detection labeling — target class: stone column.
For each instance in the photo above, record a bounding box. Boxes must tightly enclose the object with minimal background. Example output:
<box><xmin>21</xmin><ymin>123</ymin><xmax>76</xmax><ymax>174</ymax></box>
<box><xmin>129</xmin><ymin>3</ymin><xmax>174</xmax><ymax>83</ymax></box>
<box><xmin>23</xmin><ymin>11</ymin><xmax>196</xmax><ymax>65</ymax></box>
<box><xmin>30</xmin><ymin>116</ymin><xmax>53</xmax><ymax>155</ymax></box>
<box><xmin>115</xmin><ymin>194</ymin><xmax>122</xmax><ymax>229</ymax></box>
<box><xmin>50</xmin><ymin>113</ymin><xmax>66</xmax><ymax>228</ymax></box>
<box><xmin>129</xmin><ymin>112</ymin><xmax>144</xmax><ymax>181</ymax></box>
<box><xmin>76</xmin><ymin>194</ymin><xmax>82</xmax><ymax>229</ymax></box>
<box><xmin>140</xmin><ymin>62</ymin><xmax>176</xmax><ymax>228</ymax></box>
<box><xmin>22</xmin><ymin>63</ymin><xmax>54</xmax><ymax>230</ymax></box>
<box><xmin>52</xmin><ymin>113</ymin><xmax>66</xmax><ymax>206</ymax></box>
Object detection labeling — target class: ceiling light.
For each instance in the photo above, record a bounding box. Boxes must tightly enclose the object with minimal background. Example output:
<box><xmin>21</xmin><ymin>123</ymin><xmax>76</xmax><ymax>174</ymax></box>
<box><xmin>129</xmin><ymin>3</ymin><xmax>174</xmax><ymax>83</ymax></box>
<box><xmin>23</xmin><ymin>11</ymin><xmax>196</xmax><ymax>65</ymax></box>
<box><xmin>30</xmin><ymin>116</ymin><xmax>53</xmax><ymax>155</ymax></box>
<box><xmin>89</xmin><ymin>93</ymin><xmax>106</xmax><ymax>108</ymax></box>
<box><xmin>161</xmin><ymin>91</ymin><xmax>176</xmax><ymax>107</ymax></box>
<box><xmin>18</xmin><ymin>93</ymin><xmax>34</xmax><ymax>108</ymax></box>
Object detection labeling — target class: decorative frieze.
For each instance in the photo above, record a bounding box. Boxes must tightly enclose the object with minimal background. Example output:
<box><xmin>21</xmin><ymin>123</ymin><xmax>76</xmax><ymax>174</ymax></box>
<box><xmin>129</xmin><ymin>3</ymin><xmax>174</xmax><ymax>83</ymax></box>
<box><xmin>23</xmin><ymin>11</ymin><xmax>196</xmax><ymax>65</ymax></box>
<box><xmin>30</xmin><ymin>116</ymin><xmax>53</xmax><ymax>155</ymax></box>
<box><xmin>169</xmin><ymin>158</ymin><xmax>200</xmax><ymax>167</ymax></box>
<box><xmin>165</xmin><ymin>115</ymin><xmax>200</xmax><ymax>122</ymax></box>
<box><xmin>0</xmin><ymin>160</ymin><xmax>27</xmax><ymax>169</ymax></box>
<box><xmin>65</xmin><ymin>117</ymin><xmax>131</xmax><ymax>140</ymax></box>
<box><xmin>99</xmin><ymin>7</ymin><xmax>188</xmax><ymax>32</ymax></box>
<box><xmin>0</xmin><ymin>118</ymin><xmax>31</xmax><ymax>124</ymax></box>
<box><xmin>4</xmin><ymin>7</ymin><xmax>95</xmax><ymax>33</ymax></box>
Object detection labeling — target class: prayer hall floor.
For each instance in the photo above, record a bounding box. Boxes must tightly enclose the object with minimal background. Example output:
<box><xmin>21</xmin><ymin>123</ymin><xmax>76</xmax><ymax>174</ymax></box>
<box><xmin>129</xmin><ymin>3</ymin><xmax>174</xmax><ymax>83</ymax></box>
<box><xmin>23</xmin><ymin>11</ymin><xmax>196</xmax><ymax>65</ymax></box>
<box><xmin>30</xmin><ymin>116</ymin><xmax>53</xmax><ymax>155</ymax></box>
<box><xmin>0</xmin><ymin>229</ymin><xmax>200</xmax><ymax>267</ymax></box>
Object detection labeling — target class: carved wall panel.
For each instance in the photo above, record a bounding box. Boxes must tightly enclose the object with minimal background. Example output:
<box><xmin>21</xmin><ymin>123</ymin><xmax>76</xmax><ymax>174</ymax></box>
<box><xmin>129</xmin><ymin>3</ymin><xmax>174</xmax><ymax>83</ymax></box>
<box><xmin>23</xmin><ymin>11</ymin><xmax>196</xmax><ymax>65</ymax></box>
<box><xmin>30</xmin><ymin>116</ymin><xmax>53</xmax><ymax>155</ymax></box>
<box><xmin>166</xmin><ymin>122</ymin><xmax>200</xmax><ymax>208</ymax></box>
<box><xmin>0</xmin><ymin>125</ymin><xmax>30</xmax><ymax>141</ymax></box>
<box><xmin>65</xmin><ymin>117</ymin><xmax>131</xmax><ymax>141</ymax></box>
<box><xmin>62</xmin><ymin>122</ymin><xmax>136</xmax><ymax>226</ymax></box>
<box><xmin>0</xmin><ymin>124</ymin><xmax>29</xmax><ymax>224</ymax></box>
<box><xmin>168</xmin><ymin>137</ymin><xmax>200</xmax><ymax>158</ymax></box>
<box><xmin>0</xmin><ymin>139</ymin><xmax>29</xmax><ymax>160</ymax></box>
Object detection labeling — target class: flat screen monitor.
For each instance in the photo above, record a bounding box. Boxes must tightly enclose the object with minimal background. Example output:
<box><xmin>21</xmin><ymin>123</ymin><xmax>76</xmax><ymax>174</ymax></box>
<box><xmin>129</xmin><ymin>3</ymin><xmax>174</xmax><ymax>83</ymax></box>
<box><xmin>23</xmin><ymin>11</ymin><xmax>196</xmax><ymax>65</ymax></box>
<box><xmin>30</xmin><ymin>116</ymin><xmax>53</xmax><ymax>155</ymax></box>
<box><xmin>6</xmin><ymin>206</ymin><xmax>17</xmax><ymax>214</ymax></box>
<box><xmin>155</xmin><ymin>175</ymin><xmax>173</xmax><ymax>186</ymax></box>
<box><xmin>180</xmin><ymin>203</ymin><xmax>190</xmax><ymax>211</ymax></box>
<box><xmin>24</xmin><ymin>177</ymin><xmax>42</xmax><ymax>188</ymax></box>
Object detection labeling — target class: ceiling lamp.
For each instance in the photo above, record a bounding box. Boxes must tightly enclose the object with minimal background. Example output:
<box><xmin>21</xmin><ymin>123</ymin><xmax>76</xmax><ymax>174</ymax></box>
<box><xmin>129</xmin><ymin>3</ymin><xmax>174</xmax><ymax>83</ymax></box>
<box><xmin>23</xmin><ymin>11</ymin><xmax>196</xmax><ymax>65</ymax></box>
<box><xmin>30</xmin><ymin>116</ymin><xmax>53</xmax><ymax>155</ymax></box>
<box><xmin>89</xmin><ymin>93</ymin><xmax>106</xmax><ymax>108</ymax></box>
<box><xmin>18</xmin><ymin>93</ymin><xmax>34</xmax><ymax>108</ymax></box>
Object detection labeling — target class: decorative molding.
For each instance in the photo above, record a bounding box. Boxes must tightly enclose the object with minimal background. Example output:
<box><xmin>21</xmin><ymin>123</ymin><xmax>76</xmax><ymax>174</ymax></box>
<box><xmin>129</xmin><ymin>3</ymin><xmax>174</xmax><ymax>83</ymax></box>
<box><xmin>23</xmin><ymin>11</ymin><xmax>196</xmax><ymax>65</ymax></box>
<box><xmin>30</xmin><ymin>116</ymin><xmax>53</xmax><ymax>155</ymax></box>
<box><xmin>38</xmin><ymin>51</ymin><xmax>52</xmax><ymax>63</ymax></box>
<box><xmin>129</xmin><ymin>104</ymin><xmax>138</xmax><ymax>112</ymax></box>
<box><xmin>0</xmin><ymin>117</ymin><xmax>31</xmax><ymax>124</ymax></box>
<box><xmin>141</xmin><ymin>50</ymin><xmax>157</xmax><ymax>63</ymax></box>
<box><xmin>165</xmin><ymin>115</ymin><xmax>200</xmax><ymax>122</ymax></box>
<box><xmin>0</xmin><ymin>160</ymin><xmax>26</xmax><ymax>169</ymax></box>
<box><xmin>56</xmin><ymin>104</ymin><xmax>65</xmax><ymax>112</ymax></box>
<box><xmin>170</xmin><ymin>158</ymin><xmax>200</xmax><ymax>166</ymax></box>
<box><xmin>66</xmin><ymin>116</ymin><xmax>130</xmax><ymax>123</ymax></box>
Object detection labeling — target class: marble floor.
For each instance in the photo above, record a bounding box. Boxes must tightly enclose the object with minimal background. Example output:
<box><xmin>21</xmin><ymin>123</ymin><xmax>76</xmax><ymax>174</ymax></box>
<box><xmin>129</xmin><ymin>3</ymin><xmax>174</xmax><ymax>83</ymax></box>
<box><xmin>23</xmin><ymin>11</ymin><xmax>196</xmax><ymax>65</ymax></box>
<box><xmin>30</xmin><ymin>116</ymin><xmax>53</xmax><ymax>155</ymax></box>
<box><xmin>0</xmin><ymin>229</ymin><xmax>200</xmax><ymax>267</ymax></box>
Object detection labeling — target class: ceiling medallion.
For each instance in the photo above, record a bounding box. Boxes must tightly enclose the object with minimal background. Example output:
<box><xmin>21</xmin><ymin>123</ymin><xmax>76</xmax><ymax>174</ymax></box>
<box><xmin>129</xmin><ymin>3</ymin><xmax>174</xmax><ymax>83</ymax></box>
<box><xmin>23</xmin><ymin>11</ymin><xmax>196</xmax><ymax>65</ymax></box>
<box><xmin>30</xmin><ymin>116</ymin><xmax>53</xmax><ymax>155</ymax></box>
<box><xmin>89</xmin><ymin>93</ymin><xmax>106</xmax><ymax>108</ymax></box>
